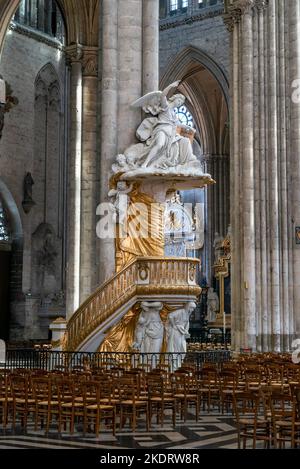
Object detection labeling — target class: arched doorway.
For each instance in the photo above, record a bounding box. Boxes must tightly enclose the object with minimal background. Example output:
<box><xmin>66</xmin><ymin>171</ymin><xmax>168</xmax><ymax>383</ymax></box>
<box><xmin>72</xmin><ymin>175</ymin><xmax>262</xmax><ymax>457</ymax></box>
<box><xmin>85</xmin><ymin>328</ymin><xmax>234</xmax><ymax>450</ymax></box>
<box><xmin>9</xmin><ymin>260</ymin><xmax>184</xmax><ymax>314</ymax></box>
<box><xmin>0</xmin><ymin>180</ymin><xmax>23</xmax><ymax>341</ymax></box>
<box><xmin>0</xmin><ymin>197</ymin><xmax>11</xmax><ymax>340</ymax></box>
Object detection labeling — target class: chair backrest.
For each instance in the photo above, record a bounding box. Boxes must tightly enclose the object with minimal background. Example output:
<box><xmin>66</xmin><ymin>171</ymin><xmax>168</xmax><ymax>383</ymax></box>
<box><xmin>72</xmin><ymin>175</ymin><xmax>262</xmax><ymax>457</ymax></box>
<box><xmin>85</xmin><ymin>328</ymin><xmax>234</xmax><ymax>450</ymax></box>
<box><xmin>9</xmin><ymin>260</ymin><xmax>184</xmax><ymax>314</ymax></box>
<box><xmin>10</xmin><ymin>375</ymin><xmax>30</xmax><ymax>401</ymax></box>
<box><xmin>82</xmin><ymin>380</ymin><xmax>101</xmax><ymax>405</ymax></box>
<box><xmin>117</xmin><ymin>376</ymin><xmax>139</xmax><ymax>402</ymax></box>
<box><xmin>147</xmin><ymin>374</ymin><xmax>166</xmax><ymax>400</ymax></box>
<box><xmin>0</xmin><ymin>374</ymin><xmax>9</xmax><ymax>398</ymax></box>
<box><xmin>32</xmin><ymin>377</ymin><xmax>52</xmax><ymax>402</ymax></box>
<box><xmin>233</xmin><ymin>390</ymin><xmax>261</xmax><ymax>425</ymax></box>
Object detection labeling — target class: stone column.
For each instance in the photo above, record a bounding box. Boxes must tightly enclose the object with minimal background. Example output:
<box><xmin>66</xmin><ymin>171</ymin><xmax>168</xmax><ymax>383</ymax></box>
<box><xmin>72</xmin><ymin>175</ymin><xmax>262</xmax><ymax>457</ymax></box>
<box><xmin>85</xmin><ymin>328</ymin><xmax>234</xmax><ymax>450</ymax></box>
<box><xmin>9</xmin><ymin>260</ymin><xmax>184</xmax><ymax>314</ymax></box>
<box><xmin>257</xmin><ymin>1</ymin><xmax>268</xmax><ymax>351</ymax></box>
<box><xmin>289</xmin><ymin>0</ymin><xmax>300</xmax><ymax>338</ymax></box>
<box><xmin>65</xmin><ymin>45</ymin><xmax>83</xmax><ymax>318</ymax></box>
<box><xmin>277</xmin><ymin>0</ymin><xmax>290</xmax><ymax>350</ymax></box>
<box><xmin>143</xmin><ymin>0</ymin><xmax>159</xmax><ymax>93</ymax></box>
<box><xmin>80</xmin><ymin>47</ymin><xmax>99</xmax><ymax>303</ymax></box>
<box><xmin>224</xmin><ymin>0</ymin><xmax>300</xmax><ymax>351</ymax></box>
<box><xmin>118</xmin><ymin>0</ymin><xmax>143</xmax><ymax>150</ymax></box>
<box><xmin>267</xmin><ymin>0</ymin><xmax>281</xmax><ymax>351</ymax></box>
<box><xmin>98</xmin><ymin>0</ymin><xmax>159</xmax><ymax>284</ymax></box>
<box><xmin>228</xmin><ymin>12</ymin><xmax>242</xmax><ymax>351</ymax></box>
<box><xmin>98</xmin><ymin>0</ymin><xmax>118</xmax><ymax>284</ymax></box>
<box><xmin>240</xmin><ymin>2</ymin><xmax>256</xmax><ymax>350</ymax></box>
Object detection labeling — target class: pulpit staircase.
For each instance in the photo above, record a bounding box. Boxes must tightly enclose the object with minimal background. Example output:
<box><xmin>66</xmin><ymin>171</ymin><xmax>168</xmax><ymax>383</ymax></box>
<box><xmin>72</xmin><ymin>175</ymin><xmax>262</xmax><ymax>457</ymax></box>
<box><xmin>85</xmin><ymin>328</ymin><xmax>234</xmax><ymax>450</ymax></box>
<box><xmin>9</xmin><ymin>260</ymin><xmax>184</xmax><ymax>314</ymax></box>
<box><xmin>65</xmin><ymin>256</ymin><xmax>200</xmax><ymax>352</ymax></box>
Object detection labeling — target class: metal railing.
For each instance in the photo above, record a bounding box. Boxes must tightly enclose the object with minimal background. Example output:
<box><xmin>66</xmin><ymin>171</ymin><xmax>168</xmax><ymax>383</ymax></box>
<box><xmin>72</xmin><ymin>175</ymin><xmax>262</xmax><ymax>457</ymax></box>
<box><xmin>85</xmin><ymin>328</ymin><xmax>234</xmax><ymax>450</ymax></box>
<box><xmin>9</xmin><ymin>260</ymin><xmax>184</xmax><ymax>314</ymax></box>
<box><xmin>3</xmin><ymin>350</ymin><xmax>232</xmax><ymax>372</ymax></box>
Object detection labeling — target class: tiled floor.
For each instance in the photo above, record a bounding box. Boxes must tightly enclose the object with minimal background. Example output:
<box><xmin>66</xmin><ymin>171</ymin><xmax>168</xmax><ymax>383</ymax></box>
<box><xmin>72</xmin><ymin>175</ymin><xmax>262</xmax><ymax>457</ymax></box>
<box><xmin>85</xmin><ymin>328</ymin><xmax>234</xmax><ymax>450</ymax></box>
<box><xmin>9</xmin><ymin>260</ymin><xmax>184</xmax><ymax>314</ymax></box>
<box><xmin>0</xmin><ymin>411</ymin><xmax>240</xmax><ymax>449</ymax></box>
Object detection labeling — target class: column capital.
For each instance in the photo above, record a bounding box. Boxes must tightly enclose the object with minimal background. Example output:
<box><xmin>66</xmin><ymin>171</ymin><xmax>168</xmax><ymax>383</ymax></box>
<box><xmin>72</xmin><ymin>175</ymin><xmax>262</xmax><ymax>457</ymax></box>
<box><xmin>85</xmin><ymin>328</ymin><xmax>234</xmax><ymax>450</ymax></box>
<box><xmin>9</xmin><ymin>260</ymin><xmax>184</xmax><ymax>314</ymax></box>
<box><xmin>65</xmin><ymin>44</ymin><xmax>84</xmax><ymax>64</ymax></box>
<box><xmin>254</xmin><ymin>0</ymin><xmax>269</xmax><ymax>11</ymax></box>
<box><xmin>82</xmin><ymin>47</ymin><xmax>99</xmax><ymax>78</ymax></box>
<box><xmin>223</xmin><ymin>0</ymin><xmax>256</xmax><ymax>31</ymax></box>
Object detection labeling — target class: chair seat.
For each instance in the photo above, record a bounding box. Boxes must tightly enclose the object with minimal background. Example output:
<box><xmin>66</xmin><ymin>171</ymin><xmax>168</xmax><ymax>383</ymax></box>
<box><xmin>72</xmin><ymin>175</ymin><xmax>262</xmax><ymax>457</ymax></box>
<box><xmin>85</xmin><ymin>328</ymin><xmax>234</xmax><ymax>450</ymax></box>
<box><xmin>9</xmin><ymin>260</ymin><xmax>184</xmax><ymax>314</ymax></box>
<box><xmin>275</xmin><ymin>420</ymin><xmax>300</xmax><ymax>427</ymax></box>
<box><xmin>174</xmin><ymin>393</ymin><xmax>198</xmax><ymax>399</ymax></box>
<box><xmin>75</xmin><ymin>397</ymin><xmax>95</xmax><ymax>402</ymax></box>
<box><xmin>61</xmin><ymin>402</ymin><xmax>83</xmax><ymax>408</ymax></box>
<box><xmin>240</xmin><ymin>418</ymin><xmax>268</xmax><ymax>426</ymax></box>
<box><xmin>100</xmin><ymin>398</ymin><xmax>119</xmax><ymax>405</ymax></box>
<box><xmin>86</xmin><ymin>404</ymin><xmax>114</xmax><ymax>410</ymax></box>
<box><xmin>149</xmin><ymin>397</ymin><xmax>175</xmax><ymax>402</ymax></box>
<box><xmin>15</xmin><ymin>398</ymin><xmax>36</xmax><ymax>404</ymax></box>
<box><xmin>120</xmin><ymin>400</ymin><xmax>147</xmax><ymax>406</ymax></box>
<box><xmin>37</xmin><ymin>400</ymin><xmax>59</xmax><ymax>406</ymax></box>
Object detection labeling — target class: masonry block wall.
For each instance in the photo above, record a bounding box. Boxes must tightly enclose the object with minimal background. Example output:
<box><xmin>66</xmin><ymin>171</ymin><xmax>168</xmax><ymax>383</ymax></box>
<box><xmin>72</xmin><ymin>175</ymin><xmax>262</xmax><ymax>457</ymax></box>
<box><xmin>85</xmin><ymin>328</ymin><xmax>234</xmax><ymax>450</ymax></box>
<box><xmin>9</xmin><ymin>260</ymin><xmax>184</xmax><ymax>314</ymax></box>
<box><xmin>0</xmin><ymin>26</ymin><xmax>66</xmax><ymax>341</ymax></box>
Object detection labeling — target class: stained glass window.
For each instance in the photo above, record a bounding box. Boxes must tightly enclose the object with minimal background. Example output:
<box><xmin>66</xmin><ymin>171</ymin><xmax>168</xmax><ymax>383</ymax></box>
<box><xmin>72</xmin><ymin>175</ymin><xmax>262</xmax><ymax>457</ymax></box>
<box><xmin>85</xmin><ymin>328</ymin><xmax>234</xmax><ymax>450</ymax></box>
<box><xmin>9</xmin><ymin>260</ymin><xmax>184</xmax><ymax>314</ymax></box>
<box><xmin>0</xmin><ymin>199</ymin><xmax>10</xmax><ymax>242</ymax></box>
<box><xmin>170</xmin><ymin>0</ymin><xmax>178</xmax><ymax>11</ymax></box>
<box><xmin>175</xmin><ymin>105</ymin><xmax>194</xmax><ymax>128</ymax></box>
<box><xmin>13</xmin><ymin>0</ymin><xmax>65</xmax><ymax>44</ymax></box>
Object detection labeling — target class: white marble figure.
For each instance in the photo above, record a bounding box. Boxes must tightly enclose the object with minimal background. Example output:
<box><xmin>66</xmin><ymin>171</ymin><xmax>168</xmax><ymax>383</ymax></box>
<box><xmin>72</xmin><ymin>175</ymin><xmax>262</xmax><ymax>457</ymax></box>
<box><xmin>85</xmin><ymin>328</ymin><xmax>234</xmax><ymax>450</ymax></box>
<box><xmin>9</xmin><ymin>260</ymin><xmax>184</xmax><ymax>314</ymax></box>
<box><xmin>132</xmin><ymin>301</ymin><xmax>164</xmax><ymax>354</ymax></box>
<box><xmin>166</xmin><ymin>302</ymin><xmax>196</xmax><ymax>354</ymax></box>
<box><xmin>108</xmin><ymin>181</ymin><xmax>133</xmax><ymax>226</ymax></box>
<box><xmin>0</xmin><ymin>339</ymin><xmax>5</xmax><ymax>364</ymax></box>
<box><xmin>207</xmin><ymin>288</ymin><xmax>219</xmax><ymax>323</ymax></box>
<box><xmin>226</xmin><ymin>224</ymin><xmax>232</xmax><ymax>239</ymax></box>
<box><xmin>112</xmin><ymin>154</ymin><xmax>133</xmax><ymax>174</ymax></box>
<box><xmin>213</xmin><ymin>232</ymin><xmax>223</xmax><ymax>263</ymax></box>
<box><xmin>111</xmin><ymin>82</ymin><xmax>202</xmax><ymax>175</ymax></box>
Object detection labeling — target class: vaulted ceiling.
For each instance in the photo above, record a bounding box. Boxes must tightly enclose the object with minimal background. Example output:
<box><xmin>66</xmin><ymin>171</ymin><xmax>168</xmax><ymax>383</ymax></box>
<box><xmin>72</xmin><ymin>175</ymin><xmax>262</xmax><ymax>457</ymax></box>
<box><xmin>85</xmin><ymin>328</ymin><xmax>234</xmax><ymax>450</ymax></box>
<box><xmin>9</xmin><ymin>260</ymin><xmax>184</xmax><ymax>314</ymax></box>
<box><xmin>0</xmin><ymin>0</ymin><xmax>99</xmax><ymax>54</ymax></box>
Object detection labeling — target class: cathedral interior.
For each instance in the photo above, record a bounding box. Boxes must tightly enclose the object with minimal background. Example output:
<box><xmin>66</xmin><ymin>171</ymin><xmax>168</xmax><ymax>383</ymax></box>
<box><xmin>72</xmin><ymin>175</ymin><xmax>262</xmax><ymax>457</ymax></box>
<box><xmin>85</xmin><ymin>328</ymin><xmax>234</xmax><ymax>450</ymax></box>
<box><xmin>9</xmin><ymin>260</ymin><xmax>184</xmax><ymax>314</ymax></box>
<box><xmin>0</xmin><ymin>0</ymin><xmax>300</xmax><ymax>452</ymax></box>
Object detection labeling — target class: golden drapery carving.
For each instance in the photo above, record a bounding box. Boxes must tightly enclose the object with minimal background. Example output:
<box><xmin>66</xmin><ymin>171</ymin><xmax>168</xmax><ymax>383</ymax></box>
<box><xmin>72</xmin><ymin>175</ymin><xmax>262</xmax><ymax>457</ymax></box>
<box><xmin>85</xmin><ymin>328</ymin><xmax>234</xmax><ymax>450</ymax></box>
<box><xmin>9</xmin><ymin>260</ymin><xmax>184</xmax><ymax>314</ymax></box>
<box><xmin>97</xmin><ymin>303</ymin><xmax>182</xmax><ymax>353</ymax></box>
<box><xmin>115</xmin><ymin>182</ymin><xmax>165</xmax><ymax>271</ymax></box>
<box><xmin>98</xmin><ymin>304</ymin><xmax>141</xmax><ymax>353</ymax></box>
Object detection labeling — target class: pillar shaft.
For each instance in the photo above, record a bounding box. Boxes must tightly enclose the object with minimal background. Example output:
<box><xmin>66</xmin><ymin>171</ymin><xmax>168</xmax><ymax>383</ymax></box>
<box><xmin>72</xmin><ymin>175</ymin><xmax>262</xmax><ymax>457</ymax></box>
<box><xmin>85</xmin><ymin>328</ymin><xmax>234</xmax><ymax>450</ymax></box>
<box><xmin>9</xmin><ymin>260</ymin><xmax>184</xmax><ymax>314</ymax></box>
<box><xmin>80</xmin><ymin>48</ymin><xmax>98</xmax><ymax>303</ymax></box>
<box><xmin>65</xmin><ymin>49</ymin><xmax>82</xmax><ymax>318</ymax></box>
<box><xmin>289</xmin><ymin>0</ymin><xmax>300</xmax><ymax>336</ymax></box>
<box><xmin>143</xmin><ymin>0</ymin><xmax>159</xmax><ymax>93</ymax></box>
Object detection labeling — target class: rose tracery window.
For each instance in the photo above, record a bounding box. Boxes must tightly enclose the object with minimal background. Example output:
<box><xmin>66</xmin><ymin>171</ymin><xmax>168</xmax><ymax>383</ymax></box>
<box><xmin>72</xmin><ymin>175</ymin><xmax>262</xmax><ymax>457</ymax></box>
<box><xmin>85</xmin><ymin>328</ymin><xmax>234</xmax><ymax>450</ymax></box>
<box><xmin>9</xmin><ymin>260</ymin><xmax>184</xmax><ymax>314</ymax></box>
<box><xmin>175</xmin><ymin>105</ymin><xmax>194</xmax><ymax>128</ymax></box>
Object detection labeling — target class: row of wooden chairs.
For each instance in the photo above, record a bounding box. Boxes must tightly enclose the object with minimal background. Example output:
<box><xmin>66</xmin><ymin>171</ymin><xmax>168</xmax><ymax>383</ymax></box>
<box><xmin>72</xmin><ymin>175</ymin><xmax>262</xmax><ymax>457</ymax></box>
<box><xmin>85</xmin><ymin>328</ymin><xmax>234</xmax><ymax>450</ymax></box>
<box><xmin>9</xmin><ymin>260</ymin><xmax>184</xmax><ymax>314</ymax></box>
<box><xmin>234</xmin><ymin>386</ymin><xmax>300</xmax><ymax>449</ymax></box>
<box><xmin>0</xmin><ymin>370</ymin><xmax>202</xmax><ymax>435</ymax></box>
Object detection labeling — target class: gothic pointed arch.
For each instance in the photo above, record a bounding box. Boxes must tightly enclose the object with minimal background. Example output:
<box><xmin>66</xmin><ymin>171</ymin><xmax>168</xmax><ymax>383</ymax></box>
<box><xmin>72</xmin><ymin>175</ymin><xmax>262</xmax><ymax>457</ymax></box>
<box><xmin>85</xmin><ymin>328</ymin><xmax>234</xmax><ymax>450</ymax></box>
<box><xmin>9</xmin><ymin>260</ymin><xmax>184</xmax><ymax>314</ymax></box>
<box><xmin>160</xmin><ymin>45</ymin><xmax>229</xmax><ymax>109</ymax></box>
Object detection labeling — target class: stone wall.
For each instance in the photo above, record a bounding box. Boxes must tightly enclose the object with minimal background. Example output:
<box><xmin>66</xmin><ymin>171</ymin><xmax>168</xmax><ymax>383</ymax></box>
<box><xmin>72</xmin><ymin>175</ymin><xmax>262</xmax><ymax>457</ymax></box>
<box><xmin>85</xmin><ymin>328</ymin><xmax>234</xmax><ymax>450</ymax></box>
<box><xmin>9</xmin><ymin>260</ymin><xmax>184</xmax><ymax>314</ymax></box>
<box><xmin>0</xmin><ymin>24</ymin><xmax>66</xmax><ymax>340</ymax></box>
<box><xmin>159</xmin><ymin>11</ymin><xmax>230</xmax><ymax>80</ymax></box>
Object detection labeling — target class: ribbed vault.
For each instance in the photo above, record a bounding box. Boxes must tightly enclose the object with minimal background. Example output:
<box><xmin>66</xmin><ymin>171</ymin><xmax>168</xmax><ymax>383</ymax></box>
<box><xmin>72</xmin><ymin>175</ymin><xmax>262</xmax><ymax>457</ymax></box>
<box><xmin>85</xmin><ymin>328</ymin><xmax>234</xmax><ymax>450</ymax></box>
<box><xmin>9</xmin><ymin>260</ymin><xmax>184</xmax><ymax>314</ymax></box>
<box><xmin>0</xmin><ymin>0</ymin><xmax>99</xmax><ymax>54</ymax></box>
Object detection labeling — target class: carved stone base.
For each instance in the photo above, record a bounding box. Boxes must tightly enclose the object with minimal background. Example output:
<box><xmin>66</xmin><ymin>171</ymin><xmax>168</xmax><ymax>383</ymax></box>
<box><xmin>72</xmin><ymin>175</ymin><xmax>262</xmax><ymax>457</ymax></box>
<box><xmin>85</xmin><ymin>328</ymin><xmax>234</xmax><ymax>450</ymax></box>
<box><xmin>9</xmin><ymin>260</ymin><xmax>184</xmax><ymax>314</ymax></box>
<box><xmin>120</xmin><ymin>168</ymin><xmax>215</xmax><ymax>191</ymax></box>
<box><xmin>49</xmin><ymin>317</ymin><xmax>67</xmax><ymax>351</ymax></box>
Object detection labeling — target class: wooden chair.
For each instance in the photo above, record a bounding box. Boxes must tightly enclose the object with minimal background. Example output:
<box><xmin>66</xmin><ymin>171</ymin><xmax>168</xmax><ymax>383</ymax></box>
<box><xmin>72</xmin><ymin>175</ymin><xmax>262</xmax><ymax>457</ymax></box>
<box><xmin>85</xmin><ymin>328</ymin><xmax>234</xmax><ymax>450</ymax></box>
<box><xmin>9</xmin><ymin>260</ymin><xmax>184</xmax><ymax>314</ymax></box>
<box><xmin>172</xmin><ymin>373</ymin><xmax>199</xmax><ymax>422</ymax></box>
<box><xmin>117</xmin><ymin>376</ymin><xmax>149</xmax><ymax>431</ymax></box>
<box><xmin>0</xmin><ymin>374</ymin><xmax>13</xmax><ymax>429</ymax></box>
<box><xmin>233</xmin><ymin>390</ymin><xmax>271</xmax><ymax>449</ymax></box>
<box><xmin>83</xmin><ymin>381</ymin><xmax>116</xmax><ymax>437</ymax></box>
<box><xmin>11</xmin><ymin>375</ymin><xmax>35</xmax><ymax>432</ymax></box>
<box><xmin>197</xmin><ymin>369</ymin><xmax>220</xmax><ymax>413</ymax></box>
<box><xmin>147</xmin><ymin>374</ymin><xmax>176</xmax><ymax>428</ymax></box>
<box><xmin>32</xmin><ymin>377</ymin><xmax>60</xmax><ymax>434</ymax></box>
<box><xmin>219</xmin><ymin>370</ymin><xmax>240</xmax><ymax>414</ymax></box>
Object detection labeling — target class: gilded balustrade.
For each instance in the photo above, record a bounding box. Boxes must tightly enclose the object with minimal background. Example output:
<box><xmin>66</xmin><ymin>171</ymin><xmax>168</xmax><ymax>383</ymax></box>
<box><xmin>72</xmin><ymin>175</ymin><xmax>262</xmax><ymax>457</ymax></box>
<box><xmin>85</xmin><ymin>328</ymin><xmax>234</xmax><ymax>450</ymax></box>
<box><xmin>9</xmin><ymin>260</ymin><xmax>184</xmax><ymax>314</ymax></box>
<box><xmin>66</xmin><ymin>257</ymin><xmax>200</xmax><ymax>351</ymax></box>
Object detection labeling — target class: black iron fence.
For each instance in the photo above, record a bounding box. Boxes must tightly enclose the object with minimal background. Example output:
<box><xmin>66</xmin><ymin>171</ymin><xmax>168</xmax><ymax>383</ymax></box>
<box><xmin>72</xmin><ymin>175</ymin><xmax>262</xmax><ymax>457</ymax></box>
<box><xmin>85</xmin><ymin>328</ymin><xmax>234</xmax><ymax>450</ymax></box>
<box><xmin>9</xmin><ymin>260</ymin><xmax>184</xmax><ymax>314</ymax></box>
<box><xmin>2</xmin><ymin>349</ymin><xmax>232</xmax><ymax>372</ymax></box>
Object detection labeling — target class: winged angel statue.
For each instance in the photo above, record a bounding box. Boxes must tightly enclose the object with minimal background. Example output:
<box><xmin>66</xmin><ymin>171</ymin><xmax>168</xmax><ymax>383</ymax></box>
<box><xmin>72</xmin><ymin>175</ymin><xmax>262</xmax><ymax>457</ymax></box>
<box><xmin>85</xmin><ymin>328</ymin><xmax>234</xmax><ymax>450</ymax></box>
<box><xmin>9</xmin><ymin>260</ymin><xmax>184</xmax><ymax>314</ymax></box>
<box><xmin>112</xmin><ymin>82</ymin><xmax>202</xmax><ymax>174</ymax></box>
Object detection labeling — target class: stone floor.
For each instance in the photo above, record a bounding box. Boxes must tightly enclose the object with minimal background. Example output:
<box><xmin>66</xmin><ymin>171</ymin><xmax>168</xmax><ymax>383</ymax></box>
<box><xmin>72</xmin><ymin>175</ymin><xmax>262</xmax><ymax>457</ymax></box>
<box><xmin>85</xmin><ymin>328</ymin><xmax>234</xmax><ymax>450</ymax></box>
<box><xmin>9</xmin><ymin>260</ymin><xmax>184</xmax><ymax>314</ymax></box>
<box><xmin>0</xmin><ymin>411</ymin><xmax>241</xmax><ymax>449</ymax></box>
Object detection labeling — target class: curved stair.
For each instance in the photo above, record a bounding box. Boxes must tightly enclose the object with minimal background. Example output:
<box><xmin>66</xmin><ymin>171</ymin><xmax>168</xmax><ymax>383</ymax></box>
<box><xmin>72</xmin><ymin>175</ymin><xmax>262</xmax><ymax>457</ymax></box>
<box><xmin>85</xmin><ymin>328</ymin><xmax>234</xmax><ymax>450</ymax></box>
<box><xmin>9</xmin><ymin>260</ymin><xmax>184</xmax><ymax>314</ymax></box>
<box><xmin>66</xmin><ymin>256</ymin><xmax>201</xmax><ymax>352</ymax></box>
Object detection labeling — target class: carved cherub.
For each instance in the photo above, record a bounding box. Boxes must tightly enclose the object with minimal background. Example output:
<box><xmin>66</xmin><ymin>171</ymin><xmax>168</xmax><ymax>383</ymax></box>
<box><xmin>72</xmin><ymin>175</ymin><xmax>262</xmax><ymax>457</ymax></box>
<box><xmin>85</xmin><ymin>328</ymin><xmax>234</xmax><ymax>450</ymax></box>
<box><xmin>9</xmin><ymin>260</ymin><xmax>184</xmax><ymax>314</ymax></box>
<box><xmin>108</xmin><ymin>181</ymin><xmax>133</xmax><ymax>226</ymax></box>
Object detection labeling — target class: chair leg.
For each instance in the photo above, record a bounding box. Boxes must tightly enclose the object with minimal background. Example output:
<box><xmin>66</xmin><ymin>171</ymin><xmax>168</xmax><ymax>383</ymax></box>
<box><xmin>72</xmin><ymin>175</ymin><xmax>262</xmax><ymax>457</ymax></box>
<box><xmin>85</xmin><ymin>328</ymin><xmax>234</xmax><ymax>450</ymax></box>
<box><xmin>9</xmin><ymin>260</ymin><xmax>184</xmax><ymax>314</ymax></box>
<box><xmin>113</xmin><ymin>410</ymin><xmax>116</xmax><ymax>436</ymax></box>
<box><xmin>172</xmin><ymin>406</ymin><xmax>176</xmax><ymax>427</ymax></box>
<box><xmin>132</xmin><ymin>408</ymin><xmax>136</xmax><ymax>432</ymax></box>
